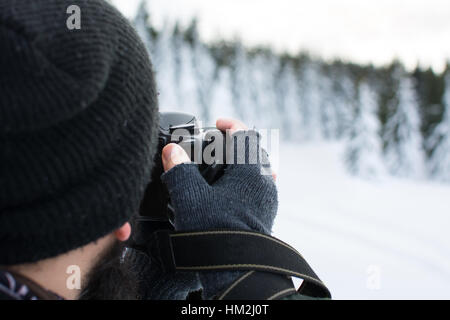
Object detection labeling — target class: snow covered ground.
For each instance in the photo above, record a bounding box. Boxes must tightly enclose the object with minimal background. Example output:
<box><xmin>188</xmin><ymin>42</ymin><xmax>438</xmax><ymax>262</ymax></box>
<box><xmin>272</xmin><ymin>142</ymin><xmax>450</xmax><ymax>299</ymax></box>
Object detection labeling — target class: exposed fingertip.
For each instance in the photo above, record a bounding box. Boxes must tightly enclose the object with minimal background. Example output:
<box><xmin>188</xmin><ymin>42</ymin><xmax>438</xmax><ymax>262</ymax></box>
<box><xmin>216</xmin><ymin>118</ymin><xmax>248</xmax><ymax>136</ymax></box>
<box><xmin>162</xmin><ymin>143</ymin><xmax>190</xmax><ymax>172</ymax></box>
<box><xmin>216</xmin><ymin>118</ymin><xmax>233</xmax><ymax>131</ymax></box>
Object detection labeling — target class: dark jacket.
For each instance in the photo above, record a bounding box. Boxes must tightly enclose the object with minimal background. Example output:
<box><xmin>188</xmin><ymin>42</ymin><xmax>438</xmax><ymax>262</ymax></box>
<box><xmin>0</xmin><ymin>269</ymin><xmax>321</xmax><ymax>300</ymax></box>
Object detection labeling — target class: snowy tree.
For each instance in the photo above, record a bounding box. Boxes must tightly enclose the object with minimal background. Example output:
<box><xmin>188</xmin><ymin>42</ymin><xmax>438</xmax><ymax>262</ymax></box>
<box><xmin>428</xmin><ymin>74</ymin><xmax>450</xmax><ymax>181</ymax></box>
<box><xmin>245</xmin><ymin>50</ymin><xmax>279</xmax><ymax>130</ymax></box>
<box><xmin>299</xmin><ymin>61</ymin><xmax>323</xmax><ymax>141</ymax></box>
<box><xmin>273</xmin><ymin>59</ymin><xmax>302</xmax><ymax>140</ymax></box>
<box><xmin>332</xmin><ymin>72</ymin><xmax>355</xmax><ymax>139</ymax></box>
<box><xmin>345</xmin><ymin>82</ymin><xmax>385</xmax><ymax>177</ymax></box>
<box><xmin>133</xmin><ymin>1</ymin><xmax>153</xmax><ymax>54</ymax></box>
<box><xmin>131</xmin><ymin>6</ymin><xmax>444</xmax><ymax>183</ymax></box>
<box><xmin>230</xmin><ymin>42</ymin><xmax>256</xmax><ymax>124</ymax></box>
<box><xmin>169</xmin><ymin>23</ymin><xmax>202</xmax><ymax>116</ymax></box>
<box><xmin>384</xmin><ymin>73</ymin><xmax>425</xmax><ymax>178</ymax></box>
<box><xmin>319</xmin><ymin>74</ymin><xmax>338</xmax><ymax>139</ymax></box>
<box><xmin>149</xmin><ymin>21</ymin><xmax>179</xmax><ymax>110</ymax></box>
<box><xmin>183</xmin><ymin>20</ymin><xmax>217</xmax><ymax>122</ymax></box>
<box><xmin>210</xmin><ymin>67</ymin><xmax>236</xmax><ymax>122</ymax></box>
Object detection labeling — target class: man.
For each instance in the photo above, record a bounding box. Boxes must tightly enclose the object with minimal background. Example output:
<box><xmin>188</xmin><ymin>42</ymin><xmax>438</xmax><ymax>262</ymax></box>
<box><xmin>0</xmin><ymin>0</ymin><xmax>328</xmax><ymax>300</ymax></box>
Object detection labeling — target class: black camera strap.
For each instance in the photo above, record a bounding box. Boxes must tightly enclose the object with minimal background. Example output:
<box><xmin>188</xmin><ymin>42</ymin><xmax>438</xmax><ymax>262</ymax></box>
<box><xmin>215</xmin><ymin>270</ymin><xmax>297</xmax><ymax>300</ymax></box>
<box><xmin>145</xmin><ymin>230</ymin><xmax>331</xmax><ymax>300</ymax></box>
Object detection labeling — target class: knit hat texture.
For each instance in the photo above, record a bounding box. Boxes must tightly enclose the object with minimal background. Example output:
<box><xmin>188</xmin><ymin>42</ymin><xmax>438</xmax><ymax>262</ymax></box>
<box><xmin>0</xmin><ymin>0</ymin><xmax>159</xmax><ymax>264</ymax></box>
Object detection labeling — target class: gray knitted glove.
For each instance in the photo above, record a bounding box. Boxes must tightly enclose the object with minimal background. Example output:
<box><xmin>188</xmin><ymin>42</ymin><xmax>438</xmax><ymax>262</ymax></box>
<box><xmin>160</xmin><ymin>130</ymin><xmax>278</xmax><ymax>299</ymax></box>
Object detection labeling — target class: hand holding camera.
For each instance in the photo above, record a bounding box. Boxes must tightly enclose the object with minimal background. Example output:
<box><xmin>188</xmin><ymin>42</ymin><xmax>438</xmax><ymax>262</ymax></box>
<box><xmin>158</xmin><ymin>116</ymin><xmax>278</xmax><ymax>299</ymax></box>
<box><xmin>160</xmin><ymin>117</ymin><xmax>278</xmax><ymax>235</ymax></box>
<box><xmin>131</xmin><ymin>113</ymin><xmax>330</xmax><ymax>300</ymax></box>
<box><xmin>138</xmin><ymin>112</ymin><xmax>276</xmax><ymax>234</ymax></box>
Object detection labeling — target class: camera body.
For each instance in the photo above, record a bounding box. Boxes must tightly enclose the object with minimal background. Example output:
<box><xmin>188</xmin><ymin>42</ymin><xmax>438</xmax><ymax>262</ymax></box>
<box><xmin>138</xmin><ymin>112</ymin><xmax>226</xmax><ymax>226</ymax></box>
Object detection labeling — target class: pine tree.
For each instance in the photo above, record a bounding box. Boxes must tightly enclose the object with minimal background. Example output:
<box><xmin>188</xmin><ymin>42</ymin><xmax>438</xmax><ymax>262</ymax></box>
<box><xmin>210</xmin><ymin>66</ymin><xmax>235</xmax><ymax>122</ymax></box>
<box><xmin>168</xmin><ymin>22</ymin><xmax>202</xmax><ymax>116</ymax></box>
<box><xmin>384</xmin><ymin>69</ymin><xmax>425</xmax><ymax>178</ymax></box>
<box><xmin>273</xmin><ymin>58</ymin><xmax>302</xmax><ymax>140</ymax></box>
<box><xmin>333</xmin><ymin>73</ymin><xmax>355</xmax><ymax>139</ymax></box>
<box><xmin>133</xmin><ymin>1</ymin><xmax>155</xmax><ymax>55</ymax></box>
<box><xmin>158</xmin><ymin>22</ymin><xmax>182</xmax><ymax>110</ymax></box>
<box><xmin>428</xmin><ymin>74</ymin><xmax>450</xmax><ymax>181</ymax></box>
<box><xmin>229</xmin><ymin>41</ymin><xmax>254</xmax><ymax>123</ymax></box>
<box><xmin>131</xmin><ymin>7</ymin><xmax>439</xmax><ymax>181</ymax></box>
<box><xmin>299</xmin><ymin>61</ymin><xmax>323</xmax><ymax>141</ymax></box>
<box><xmin>185</xmin><ymin>19</ymin><xmax>216</xmax><ymax>123</ymax></box>
<box><xmin>319</xmin><ymin>73</ymin><xmax>338</xmax><ymax>139</ymax></box>
<box><xmin>245</xmin><ymin>50</ymin><xmax>279</xmax><ymax>129</ymax></box>
<box><xmin>345</xmin><ymin>81</ymin><xmax>385</xmax><ymax>177</ymax></box>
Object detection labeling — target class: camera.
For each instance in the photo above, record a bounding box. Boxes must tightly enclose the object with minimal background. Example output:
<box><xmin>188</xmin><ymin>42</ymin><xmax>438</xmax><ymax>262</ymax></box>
<box><xmin>138</xmin><ymin>112</ymin><xmax>226</xmax><ymax>228</ymax></box>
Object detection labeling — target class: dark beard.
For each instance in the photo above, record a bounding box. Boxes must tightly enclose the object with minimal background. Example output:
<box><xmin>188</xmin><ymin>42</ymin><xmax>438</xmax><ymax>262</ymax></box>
<box><xmin>78</xmin><ymin>240</ymin><xmax>139</xmax><ymax>300</ymax></box>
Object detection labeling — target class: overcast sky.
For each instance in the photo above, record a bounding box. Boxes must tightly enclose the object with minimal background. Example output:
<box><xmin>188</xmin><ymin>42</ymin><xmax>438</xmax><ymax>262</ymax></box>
<box><xmin>112</xmin><ymin>0</ymin><xmax>450</xmax><ymax>72</ymax></box>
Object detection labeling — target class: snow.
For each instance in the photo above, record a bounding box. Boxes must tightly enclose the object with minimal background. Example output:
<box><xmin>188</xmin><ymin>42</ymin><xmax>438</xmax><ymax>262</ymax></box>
<box><xmin>272</xmin><ymin>142</ymin><xmax>450</xmax><ymax>299</ymax></box>
<box><xmin>132</xmin><ymin>8</ymin><xmax>450</xmax><ymax>299</ymax></box>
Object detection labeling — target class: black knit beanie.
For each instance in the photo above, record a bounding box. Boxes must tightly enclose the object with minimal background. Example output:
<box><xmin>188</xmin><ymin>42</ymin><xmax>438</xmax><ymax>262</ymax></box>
<box><xmin>0</xmin><ymin>0</ymin><xmax>159</xmax><ymax>265</ymax></box>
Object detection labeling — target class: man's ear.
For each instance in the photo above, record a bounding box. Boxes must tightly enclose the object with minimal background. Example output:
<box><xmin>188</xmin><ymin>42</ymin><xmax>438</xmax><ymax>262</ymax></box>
<box><xmin>114</xmin><ymin>222</ymin><xmax>131</xmax><ymax>242</ymax></box>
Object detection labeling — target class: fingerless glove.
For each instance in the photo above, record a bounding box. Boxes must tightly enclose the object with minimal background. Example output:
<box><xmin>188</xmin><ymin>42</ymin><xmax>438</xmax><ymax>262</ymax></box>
<box><xmin>161</xmin><ymin>130</ymin><xmax>278</xmax><ymax>299</ymax></box>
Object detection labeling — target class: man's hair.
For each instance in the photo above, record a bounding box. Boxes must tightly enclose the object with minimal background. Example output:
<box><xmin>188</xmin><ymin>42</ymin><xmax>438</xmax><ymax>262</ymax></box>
<box><xmin>0</xmin><ymin>0</ymin><xmax>159</xmax><ymax>265</ymax></box>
